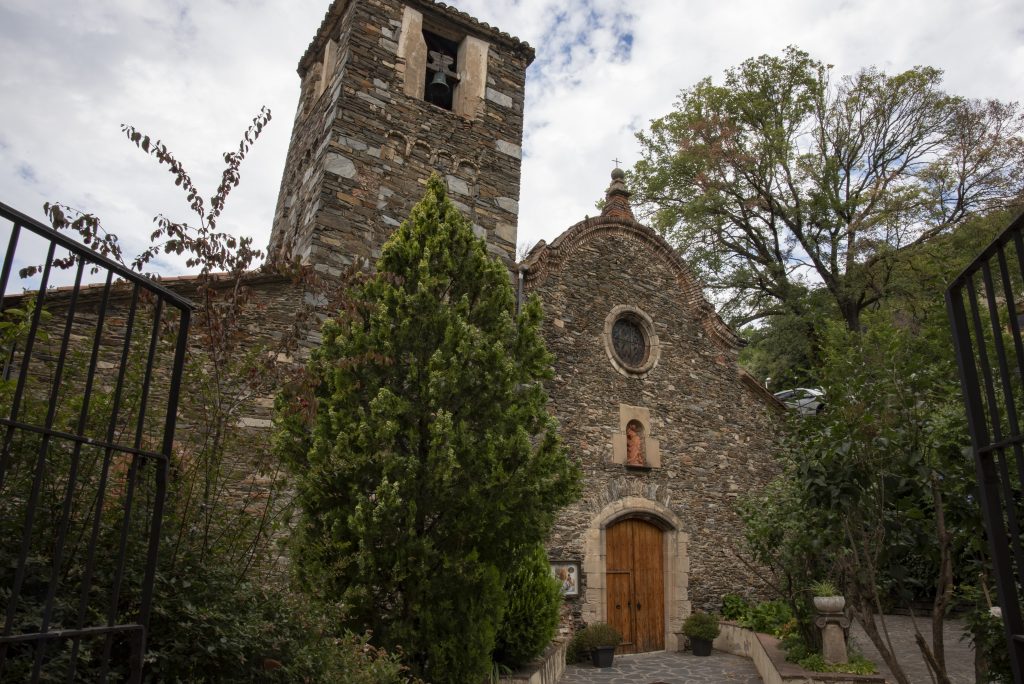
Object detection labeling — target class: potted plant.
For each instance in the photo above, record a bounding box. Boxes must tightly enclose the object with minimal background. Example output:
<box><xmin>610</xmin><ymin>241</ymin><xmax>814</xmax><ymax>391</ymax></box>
<box><xmin>683</xmin><ymin>611</ymin><xmax>720</xmax><ymax>656</ymax></box>
<box><xmin>810</xmin><ymin>579</ymin><xmax>845</xmax><ymax>614</ymax></box>
<box><xmin>576</xmin><ymin>622</ymin><xmax>622</xmax><ymax>668</ymax></box>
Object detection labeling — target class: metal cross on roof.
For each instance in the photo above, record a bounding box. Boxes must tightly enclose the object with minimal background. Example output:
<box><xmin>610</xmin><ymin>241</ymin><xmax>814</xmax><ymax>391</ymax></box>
<box><xmin>612</xmin><ymin>157</ymin><xmax>622</xmax><ymax>167</ymax></box>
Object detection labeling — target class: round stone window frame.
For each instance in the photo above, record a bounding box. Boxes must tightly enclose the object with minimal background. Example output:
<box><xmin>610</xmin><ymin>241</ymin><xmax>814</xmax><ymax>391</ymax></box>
<box><xmin>603</xmin><ymin>305</ymin><xmax>660</xmax><ymax>378</ymax></box>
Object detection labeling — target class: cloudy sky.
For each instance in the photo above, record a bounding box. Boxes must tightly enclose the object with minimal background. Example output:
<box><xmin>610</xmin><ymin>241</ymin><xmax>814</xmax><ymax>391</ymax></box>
<box><xmin>0</xmin><ymin>0</ymin><xmax>1021</xmax><ymax>278</ymax></box>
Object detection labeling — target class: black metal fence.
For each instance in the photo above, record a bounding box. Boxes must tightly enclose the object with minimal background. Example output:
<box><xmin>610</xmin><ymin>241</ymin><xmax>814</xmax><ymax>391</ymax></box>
<box><xmin>0</xmin><ymin>201</ymin><xmax>191</xmax><ymax>682</ymax></box>
<box><xmin>947</xmin><ymin>209</ymin><xmax>1024</xmax><ymax>684</ymax></box>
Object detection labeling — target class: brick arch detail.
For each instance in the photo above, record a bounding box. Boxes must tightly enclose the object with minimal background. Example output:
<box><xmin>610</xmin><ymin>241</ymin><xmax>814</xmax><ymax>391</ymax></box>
<box><xmin>581</xmin><ymin>495</ymin><xmax>691</xmax><ymax>651</ymax></box>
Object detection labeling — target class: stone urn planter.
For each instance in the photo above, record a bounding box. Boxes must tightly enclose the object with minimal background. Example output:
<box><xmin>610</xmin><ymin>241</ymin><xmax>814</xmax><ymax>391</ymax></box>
<box><xmin>812</xmin><ymin>595</ymin><xmax>846</xmax><ymax>613</ymax></box>
<box><xmin>811</xmin><ymin>580</ymin><xmax>845</xmax><ymax>614</ymax></box>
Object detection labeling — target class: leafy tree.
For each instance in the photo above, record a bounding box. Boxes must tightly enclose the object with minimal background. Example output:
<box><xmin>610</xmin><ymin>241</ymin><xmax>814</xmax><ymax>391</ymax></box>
<box><xmin>736</xmin><ymin>203</ymin><xmax>1021</xmax><ymax>682</ymax></box>
<box><xmin>277</xmin><ymin>175</ymin><xmax>580</xmax><ymax>683</ymax></box>
<box><xmin>631</xmin><ymin>46</ymin><xmax>1024</xmax><ymax>331</ymax></box>
<box><xmin>739</xmin><ymin>207</ymin><xmax>1010</xmax><ymax>388</ymax></box>
<box><xmin>738</xmin><ymin>285</ymin><xmax>834</xmax><ymax>390</ymax></box>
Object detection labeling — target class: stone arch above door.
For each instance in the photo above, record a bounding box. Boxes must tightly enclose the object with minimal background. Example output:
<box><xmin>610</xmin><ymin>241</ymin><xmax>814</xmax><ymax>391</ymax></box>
<box><xmin>581</xmin><ymin>496</ymin><xmax>690</xmax><ymax>651</ymax></box>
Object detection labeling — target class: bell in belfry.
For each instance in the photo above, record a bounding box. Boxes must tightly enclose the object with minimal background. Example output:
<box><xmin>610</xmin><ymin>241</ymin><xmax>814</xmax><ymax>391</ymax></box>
<box><xmin>428</xmin><ymin>69</ymin><xmax>450</xmax><ymax>103</ymax></box>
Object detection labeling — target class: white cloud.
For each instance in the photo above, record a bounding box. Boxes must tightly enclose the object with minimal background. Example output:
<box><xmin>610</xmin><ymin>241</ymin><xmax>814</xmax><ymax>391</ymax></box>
<box><xmin>0</xmin><ymin>0</ymin><xmax>1020</xmax><ymax>277</ymax></box>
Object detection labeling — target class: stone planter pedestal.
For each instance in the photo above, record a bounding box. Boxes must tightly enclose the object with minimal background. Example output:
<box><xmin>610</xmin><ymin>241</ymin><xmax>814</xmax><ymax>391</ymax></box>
<box><xmin>814</xmin><ymin>609</ymin><xmax>851</xmax><ymax>665</ymax></box>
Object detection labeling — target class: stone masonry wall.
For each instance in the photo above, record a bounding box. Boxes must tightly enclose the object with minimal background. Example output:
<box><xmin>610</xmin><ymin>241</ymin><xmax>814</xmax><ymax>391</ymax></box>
<box><xmin>524</xmin><ymin>218</ymin><xmax>783</xmax><ymax>622</ymax></box>
<box><xmin>269</xmin><ymin>0</ymin><xmax>533</xmax><ymax>274</ymax></box>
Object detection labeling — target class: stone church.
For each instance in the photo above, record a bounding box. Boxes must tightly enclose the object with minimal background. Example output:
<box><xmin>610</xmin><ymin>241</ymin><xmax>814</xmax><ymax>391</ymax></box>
<box><xmin>269</xmin><ymin>0</ymin><xmax>782</xmax><ymax>655</ymax></box>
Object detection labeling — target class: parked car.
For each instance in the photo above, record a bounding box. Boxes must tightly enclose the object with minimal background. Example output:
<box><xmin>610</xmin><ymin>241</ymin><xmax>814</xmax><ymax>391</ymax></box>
<box><xmin>772</xmin><ymin>387</ymin><xmax>825</xmax><ymax>415</ymax></box>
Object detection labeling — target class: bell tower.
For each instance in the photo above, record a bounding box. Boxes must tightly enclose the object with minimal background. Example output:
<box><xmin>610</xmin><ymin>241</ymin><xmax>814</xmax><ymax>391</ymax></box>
<box><xmin>268</xmin><ymin>0</ymin><xmax>534</xmax><ymax>272</ymax></box>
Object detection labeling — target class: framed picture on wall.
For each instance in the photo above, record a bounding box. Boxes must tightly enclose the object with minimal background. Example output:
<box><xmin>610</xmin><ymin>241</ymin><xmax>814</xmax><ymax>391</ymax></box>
<box><xmin>551</xmin><ymin>561</ymin><xmax>580</xmax><ymax>597</ymax></box>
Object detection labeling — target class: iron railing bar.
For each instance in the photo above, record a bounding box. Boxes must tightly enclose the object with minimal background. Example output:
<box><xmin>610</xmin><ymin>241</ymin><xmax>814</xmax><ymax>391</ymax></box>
<box><xmin>0</xmin><ymin>419</ymin><xmax>169</xmax><ymax>463</ymax></box>
<box><xmin>138</xmin><ymin>307</ymin><xmax>189</xmax><ymax>646</ymax></box>
<box><xmin>1011</xmin><ymin>230</ymin><xmax>1024</xmax><ymax>386</ymax></box>
<box><xmin>995</xmin><ymin>245</ymin><xmax>1024</xmax><ymax>591</ymax></box>
<box><xmin>979</xmin><ymin>434</ymin><xmax>1024</xmax><ymax>455</ymax></box>
<box><xmin>1</xmin><ymin>240</ymin><xmax>58</xmax><ymax>648</ymax></box>
<box><xmin>131</xmin><ymin>297</ymin><xmax>163</xmax><ymax>455</ymax></box>
<box><xmin>967</xmin><ymin>274</ymin><xmax>1004</xmax><ymax>446</ymax></box>
<box><xmin>0</xmin><ymin>240</ymin><xmax>56</xmax><ymax>494</ymax></box>
<box><xmin>31</xmin><ymin>257</ymin><xmax>86</xmax><ymax>680</ymax></box>
<box><xmin>0</xmin><ymin>623</ymin><xmax>143</xmax><ymax>645</ymax></box>
<box><xmin>101</xmin><ymin>298</ymin><xmax>164</xmax><ymax>679</ymax></box>
<box><xmin>3</xmin><ymin>337</ymin><xmax>16</xmax><ymax>382</ymax></box>
<box><xmin>994</xmin><ymin>246</ymin><xmax>1024</xmax><ymax>439</ymax></box>
<box><xmin>69</xmin><ymin>283</ymin><xmax>140</xmax><ymax>670</ymax></box>
<box><xmin>59</xmin><ymin>270</ymin><xmax>114</xmax><ymax>684</ymax></box>
<box><xmin>980</xmin><ymin>261</ymin><xmax>1024</xmax><ymax>589</ymax></box>
<box><xmin>100</xmin><ymin>453</ymin><xmax>143</xmax><ymax>683</ymax></box>
<box><xmin>0</xmin><ymin>202</ymin><xmax>192</xmax><ymax>311</ymax></box>
<box><xmin>0</xmin><ymin>336</ymin><xmax>16</xmax><ymax>525</ymax></box>
<box><xmin>0</xmin><ymin>222</ymin><xmax>21</xmax><ymax>310</ymax></box>
<box><xmin>1008</xmin><ymin>235</ymin><xmax>1024</xmax><ymax>492</ymax></box>
<box><xmin>948</xmin><ymin>207</ymin><xmax>1024</xmax><ymax>292</ymax></box>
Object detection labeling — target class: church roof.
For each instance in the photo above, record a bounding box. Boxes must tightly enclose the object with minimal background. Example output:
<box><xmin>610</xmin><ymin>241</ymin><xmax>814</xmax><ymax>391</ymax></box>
<box><xmin>520</xmin><ymin>169</ymin><xmax>747</xmax><ymax>353</ymax></box>
<box><xmin>298</xmin><ymin>0</ymin><xmax>535</xmax><ymax>76</ymax></box>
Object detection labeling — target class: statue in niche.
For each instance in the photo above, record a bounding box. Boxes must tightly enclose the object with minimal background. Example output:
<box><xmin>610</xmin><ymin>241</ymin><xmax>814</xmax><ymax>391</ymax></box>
<box><xmin>626</xmin><ymin>420</ymin><xmax>645</xmax><ymax>466</ymax></box>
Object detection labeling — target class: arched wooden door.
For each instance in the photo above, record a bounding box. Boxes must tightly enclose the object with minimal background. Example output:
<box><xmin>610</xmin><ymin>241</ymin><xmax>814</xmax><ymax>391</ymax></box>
<box><xmin>606</xmin><ymin>518</ymin><xmax>665</xmax><ymax>653</ymax></box>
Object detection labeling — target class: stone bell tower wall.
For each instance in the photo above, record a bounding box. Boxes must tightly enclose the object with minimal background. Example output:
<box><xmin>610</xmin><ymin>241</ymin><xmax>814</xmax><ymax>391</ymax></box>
<box><xmin>269</xmin><ymin>0</ymin><xmax>534</xmax><ymax>275</ymax></box>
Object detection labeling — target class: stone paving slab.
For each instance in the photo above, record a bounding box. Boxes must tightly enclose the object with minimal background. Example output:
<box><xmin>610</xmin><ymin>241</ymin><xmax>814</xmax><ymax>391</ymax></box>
<box><xmin>559</xmin><ymin>650</ymin><xmax>762</xmax><ymax>684</ymax></box>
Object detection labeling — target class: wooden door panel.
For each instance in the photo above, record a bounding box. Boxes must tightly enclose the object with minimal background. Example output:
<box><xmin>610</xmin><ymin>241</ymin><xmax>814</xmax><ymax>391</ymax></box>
<box><xmin>606</xmin><ymin>521</ymin><xmax>631</xmax><ymax>571</ymax></box>
<box><xmin>607</xmin><ymin>571</ymin><xmax>633</xmax><ymax>652</ymax></box>
<box><xmin>632</xmin><ymin>521</ymin><xmax>665</xmax><ymax>651</ymax></box>
<box><xmin>605</xmin><ymin>518</ymin><xmax>664</xmax><ymax>653</ymax></box>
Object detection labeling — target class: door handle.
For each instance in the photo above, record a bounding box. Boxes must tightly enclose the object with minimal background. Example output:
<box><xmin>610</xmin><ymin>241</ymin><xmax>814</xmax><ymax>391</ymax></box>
<box><xmin>636</xmin><ymin>602</ymin><xmax>641</xmax><ymax>610</ymax></box>
<box><xmin>615</xmin><ymin>603</ymin><xmax>621</xmax><ymax>609</ymax></box>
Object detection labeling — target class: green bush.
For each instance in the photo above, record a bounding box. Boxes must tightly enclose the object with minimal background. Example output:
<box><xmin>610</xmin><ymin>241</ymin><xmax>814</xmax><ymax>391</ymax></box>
<box><xmin>796</xmin><ymin>652</ymin><xmax>876</xmax><ymax>675</ymax></box>
<box><xmin>718</xmin><ymin>595</ymin><xmax>792</xmax><ymax>635</ymax></box>
<box><xmin>743</xmin><ymin>600</ymin><xmax>793</xmax><ymax>634</ymax></box>
<box><xmin>961</xmin><ymin>585</ymin><xmax>1012</xmax><ymax>684</ymax></box>
<box><xmin>575</xmin><ymin>623</ymin><xmax>622</xmax><ymax>651</ymax></box>
<box><xmin>682</xmin><ymin>612</ymin><xmax>720</xmax><ymax>641</ymax></box>
<box><xmin>494</xmin><ymin>545</ymin><xmax>562</xmax><ymax>669</ymax></box>
<box><xmin>721</xmin><ymin>594</ymin><xmax>749</xmax><ymax>621</ymax></box>
<box><xmin>148</xmin><ymin>570</ymin><xmax>412</xmax><ymax>683</ymax></box>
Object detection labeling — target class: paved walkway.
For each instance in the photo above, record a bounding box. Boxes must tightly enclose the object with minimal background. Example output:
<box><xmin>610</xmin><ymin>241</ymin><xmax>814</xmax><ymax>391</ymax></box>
<box><xmin>559</xmin><ymin>650</ymin><xmax>762</xmax><ymax>684</ymax></box>
<box><xmin>850</xmin><ymin>615</ymin><xmax>974</xmax><ymax>683</ymax></box>
<box><xmin>557</xmin><ymin>616</ymin><xmax>974</xmax><ymax>683</ymax></box>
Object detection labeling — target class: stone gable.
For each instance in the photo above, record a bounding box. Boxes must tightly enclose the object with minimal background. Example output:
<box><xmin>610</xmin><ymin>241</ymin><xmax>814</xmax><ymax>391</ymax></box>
<box><xmin>523</xmin><ymin>197</ymin><xmax>783</xmax><ymax>647</ymax></box>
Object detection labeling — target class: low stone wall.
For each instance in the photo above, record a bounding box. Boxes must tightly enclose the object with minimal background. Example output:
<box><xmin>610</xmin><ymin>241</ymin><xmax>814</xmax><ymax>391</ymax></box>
<box><xmin>714</xmin><ymin>622</ymin><xmax>886</xmax><ymax>684</ymax></box>
<box><xmin>499</xmin><ymin>639</ymin><xmax>566</xmax><ymax>684</ymax></box>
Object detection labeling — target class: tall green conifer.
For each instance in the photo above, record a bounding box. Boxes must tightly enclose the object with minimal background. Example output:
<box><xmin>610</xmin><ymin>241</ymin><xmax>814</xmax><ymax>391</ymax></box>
<box><xmin>277</xmin><ymin>175</ymin><xmax>580</xmax><ymax>682</ymax></box>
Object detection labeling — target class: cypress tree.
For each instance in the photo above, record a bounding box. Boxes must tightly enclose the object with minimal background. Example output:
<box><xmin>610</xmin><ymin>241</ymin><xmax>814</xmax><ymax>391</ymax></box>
<box><xmin>278</xmin><ymin>175</ymin><xmax>580</xmax><ymax>682</ymax></box>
